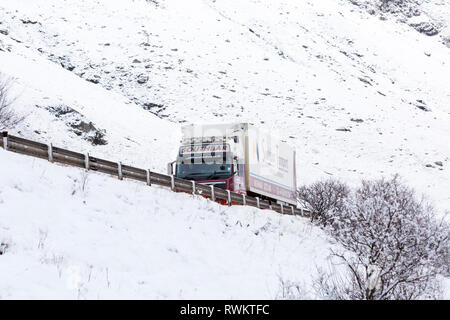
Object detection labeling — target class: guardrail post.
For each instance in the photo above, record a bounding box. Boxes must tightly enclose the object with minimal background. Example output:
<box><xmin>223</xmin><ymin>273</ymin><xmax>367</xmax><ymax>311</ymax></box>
<box><xmin>242</xmin><ymin>194</ymin><xmax>246</xmax><ymax>206</ymax></box>
<box><xmin>280</xmin><ymin>203</ymin><xmax>284</xmax><ymax>214</ymax></box>
<box><xmin>256</xmin><ymin>197</ymin><xmax>260</xmax><ymax>209</ymax></box>
<box><xmin>210</xmin><ymin>185</ymin><xmax>215</xmax><ymax>201</ymax></box>
<box><xmin>146</xmin><ymin>169</ymin><xmax>151</xmax><ymax>186</ymax></box>
<box><xmin>226</xmin><ymin>190</ymin><xmax>231</xmax><ymax>206</ymax></box>
<box><xmin>170</xmin><ymin>175</ymin><xmax>175</xmax><ymax>190</ymax></box>
<box><xmin>291</xmin><ymin>205</ymin><xmax>294</xmax><ymax>215</ymax></box>
<box><xmin>118</xmin><ymin>161</ymin><xmax>123</xmax><ymax>180</ymax></box>
<box><xmin>301</xmin><ymin>207</ymin><xmax>304</xmax><ymax>216</ymax></box>
<box><xmin>85</xmin><ymin>153</ymin><xmax>90</xmax><ymax>170</ymax></box>
<box><xmin>191</xmin><ymin>181</ymin><xmax>196</xmax><ymax>195</ymax></box>
<box><xmin>2</xmin><ymin>132</ymin><xmax>7</xmax><ymax>151</ymax></box>
<box><xmin>48</xmin><ymin>143</ymin><xmax>53</xmax><ymax>162</ymax></box>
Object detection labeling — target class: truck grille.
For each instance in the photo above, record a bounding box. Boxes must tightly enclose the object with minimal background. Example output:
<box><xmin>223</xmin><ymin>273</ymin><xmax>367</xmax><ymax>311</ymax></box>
<box><xmin>201</xmin><ymin>182</ymin><xmax>226</xmax><ymax>190</ymax></box>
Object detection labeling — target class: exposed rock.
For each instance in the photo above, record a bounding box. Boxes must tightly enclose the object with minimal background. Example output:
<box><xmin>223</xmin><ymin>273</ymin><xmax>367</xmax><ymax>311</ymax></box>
<box><xmin>86</xmin><ymin>131</ymin><xmax>108</xmax><ymax>146</ymax></box>
<box><xmin>416</xmin><ymin>105</ymin><xmax>429</xmax><ymax>111</ymax></box>
<box><xmin>434</xmin><ymin>161</ymin><xmax>443</xmax><ymax>167</ymax></box>
<box><xmin>414</xmin><ymin>99</ymin><xmax>430</xmax><ymax>112</ymax></box>
<box><xmin>0</xmin><ymin>242</ymin><xmax>9</xmax><ymax>255</ymax></box>
<box><xmin>71</xmin><ymin>121</ymin><xmax>97</xmax><ymax>133</ymax></box>
<box><xmin>358</xmin><ymin>76</ymin><xmax>373</xmax><ymax>86</ymax></box>
<box><xmin>71</xmin><ymin>121</ymin><xmax>108</xmax><ymax>145</ymax></box>
<box><xmin>336</xmin><ymin>127</ymin><xmax>351</xmax><ymax>132</ymax></box>
<box><xmin>61</xmin><ymin>61</ymin><xmax>75</xmax><ymax>71</ymax></box>
<box><xmin>20</xmin><ymin>19</ymin><xmax>38</xmax><ymax>24</ymax></box>
<box><xmin>409</xmin><ymin>22</ymin><xmax>439</xmax><ymax>36</ymax></box>
<box><xmin>143</xmin><ymin>102</ymin><xmax>166</xmax><ymax>112</ymax></box>
<box><xmin>442</xmin><ymin>36</ymin><xmax>450</xmax><ymax>48</ymax></box>
<box><xmin>45</xmin><ymin>104</ymin><xmax>76</xmax><ymax>118</ymax></box>
<box><xmin>137</xmin><ymin>74</ymin><xmax>148</xmax><ymax>84</ymax></box>
<box><xmin>36</xmin><ymin>104</ymin><xmax>108</xmax><ymax>145</ymax></box>
<box><xmin>86</xmin><ymin>76</ymin><xmax>100</xmax><ymax>84</ymax></box>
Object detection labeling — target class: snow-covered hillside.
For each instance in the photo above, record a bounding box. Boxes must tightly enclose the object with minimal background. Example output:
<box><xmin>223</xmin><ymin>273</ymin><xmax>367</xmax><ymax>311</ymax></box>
<box><xmin>1</xmin><ymin>0</ymin><xmax>449</xmax><ymax>213</ymax></box>
<box><xmin>0</xmin><ymin>149</ymin><xmax>337</xmax><ymax>299</ymax></box>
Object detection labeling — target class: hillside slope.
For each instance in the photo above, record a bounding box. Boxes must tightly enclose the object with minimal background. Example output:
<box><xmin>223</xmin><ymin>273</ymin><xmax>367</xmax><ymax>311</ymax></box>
<box><xmin>0</xmin><ymin>0</ymin><xmax>449</xmax><ymax>299</ymax></box>
<box><xmin>0</xmin><ymin>149</ymin><xmax>337</xmax><ymax>299</ymax></box>
<box><xmin>1</xmin><ymin>0</ymin><xmax>449</xmax><ymax>213</ymax></box>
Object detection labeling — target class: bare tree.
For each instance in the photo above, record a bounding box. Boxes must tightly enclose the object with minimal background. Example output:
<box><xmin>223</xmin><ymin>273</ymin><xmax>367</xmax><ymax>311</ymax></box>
<box><xmin>0</xmin><ymin>75</ymin><xmax>23</xmax><ymax>131</ymax></box>
<box><xmin>297</xmin><ymin>178</ymin><xmax>350</xmax><ymax>226</ymax></box>
<box><xmin>313</xmin><ymin>265</ymin><xmax>366</xmax><ymax>300</ymax></box>
<box><xmin>325</xmin><ymin>175</ymin><xmax>449</xmax><ymax>300</ymax></box>
<box><xmin>275</xmin><ymin>276</ymin><xmax>307</xmax><ymax>299</ymax></box>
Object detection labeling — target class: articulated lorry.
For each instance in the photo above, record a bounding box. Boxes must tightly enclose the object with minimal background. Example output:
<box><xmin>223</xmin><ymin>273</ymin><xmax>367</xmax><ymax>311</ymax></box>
<box><xmin>167</xmin><ymin>123</ymin><xmax>297</xmax><ymax>206</ymax></box>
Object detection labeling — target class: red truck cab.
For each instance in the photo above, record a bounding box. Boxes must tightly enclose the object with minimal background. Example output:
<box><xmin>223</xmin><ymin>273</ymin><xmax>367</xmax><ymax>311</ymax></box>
<box><xmin>168</xmin><ymin>141</ymin><xmax>246</xmax><ymax>198</ymax></box>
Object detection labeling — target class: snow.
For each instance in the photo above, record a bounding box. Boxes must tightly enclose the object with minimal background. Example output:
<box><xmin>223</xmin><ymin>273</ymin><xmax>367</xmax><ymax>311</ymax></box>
<box><xmin>0</xmin><ymin>0</ymin><xmax>449</xmax><ymax>298</ymax></box>
<box><xmin>0</xmin><ymin>149</ymin><xmax>337</xmax><ymax>299</ymax></box>
<box><xmin>1</xmin><ymin>0</ymin><xmax>449</xmax><ymax>213</ymax></box>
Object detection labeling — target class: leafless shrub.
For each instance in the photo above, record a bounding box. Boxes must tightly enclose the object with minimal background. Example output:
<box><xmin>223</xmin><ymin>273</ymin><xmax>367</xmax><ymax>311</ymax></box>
<box><xmin>37</xmin><ymin>228</ymin><xmax>48</xmax><ymax>250</ymax></box>
<box><xmin>313</xmin><ymin>266</ymin><xmax>362</xmax><ymax>300</ymax></box>
<box><xmin>326</xmin><ymin>175</ymin><xmax>449</xmax><ymax>300</ymax></box>
<box><xmin>275</xmin><ymin>276</ymin><xmax>307</xmax><ymax>299</ymax></box>
<box><xmin>0</xmin><ymin>242</ymin><xmax>9</xmax><ymax>255</ymax></box>
<box><xmin>71</xmin><ymin>171</ymin><xmax>90</xmax><ymax>196</ymax></box>
<box><xmin>314</xmin><ymin>262</ymin><xmax>443</xmax><ymax>300</ymax></box>
<box><xmin>297</xmin><ymin>178</ymin><xmax>350</xmax><ymax>226</ymax></box>
<box><xmin>80</xmin><ymin>171</ymin><xmax>89</xmax><ymax>193</ymax></box>
<box><xmin>40</xmin><ymin>253</ymin><xmax>65</xmax><ymax>278</ymax></box>
<box><xmin>0</xmin><ymin>75</ymin><xmax>23</xmax><ymax>131</ymax></box>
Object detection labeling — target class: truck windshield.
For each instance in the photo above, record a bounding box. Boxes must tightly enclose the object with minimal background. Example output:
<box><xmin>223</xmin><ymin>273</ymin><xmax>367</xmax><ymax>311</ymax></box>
<box><xmin>176</xmin><ymin>162</ymin><xmax>233</xmax><ymax>181</ymax></box>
